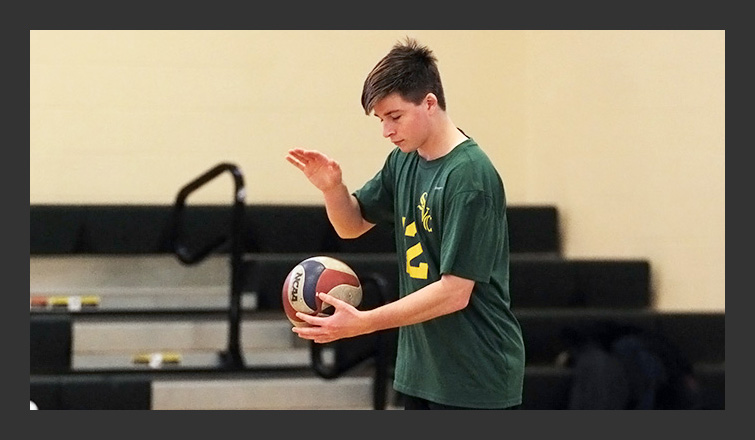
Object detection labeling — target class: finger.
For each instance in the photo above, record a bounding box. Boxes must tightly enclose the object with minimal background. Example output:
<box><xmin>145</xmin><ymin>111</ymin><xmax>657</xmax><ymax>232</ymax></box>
<box><xmin>325</xmin><ymin>160</ymin><xmax>341</xmax><ymax>173</ymax></box>
<box><xmin>295</xmin><ymin>311</ymin><xmax>328</xmax><ymax>326</ymax></box>
<box><xmin>317</xmin><ymin>292</ymin><xmax>349</xmax><ymax>308</ymax></box>
<box><xmin>292</xmin><ymin>327</ymin><xmax>317</xmax><ymax>340</ymax></box>
<box><xmin>291</xmin><ymin>321</ymin><xmax>317</xmax><ymax>336</ymax></box>
<box><xmin>286</xmin><ymin>149</ymin><xmax>309</xmax><ymax>163</ymax></box>
<box><xmin>285</xmin><ymin>154</ymin><xmax>305</xmax><ymax>169</ymax></box>
<box><xmin>287</xmin><ymin>148</ymin><xmax>309</xmax><ymax>159</ymax></box>
<box><xmin>291</xmin><ymin>319</ymin><xmax>330</xmax><ymax>342</ymax></box>
<box><xmin>294</xmin><ymin>149</ymin><xmax>328</xmax><ymax>163</ymax></box>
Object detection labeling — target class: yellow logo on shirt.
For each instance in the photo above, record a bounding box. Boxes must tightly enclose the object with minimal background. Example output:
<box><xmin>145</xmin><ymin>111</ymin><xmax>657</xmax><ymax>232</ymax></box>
<box><xmin>400</xmin><ymin>192</ymin><xmax>433</xmax><ymax>280</ymax></box>
<box><xmin>402</xmin><ymin>216</ymin><xmax>428</xmax><ymax>280</ymax></box>
<box><xmin>417</xmin><ymin>192</ymin><xmax>432</xmax><ymax>232</ymax></box>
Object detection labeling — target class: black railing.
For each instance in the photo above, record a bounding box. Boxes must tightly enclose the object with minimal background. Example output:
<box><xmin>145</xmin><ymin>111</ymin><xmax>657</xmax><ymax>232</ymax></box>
<box><xmin>170</xmin><ymin>162</ymin><xmax>247</xmax><ymax>369</ymax></box>
<box><xmin>170</xmin><ymin>163</ymin><xmax>397</xmax><ymax>406</ymax></box>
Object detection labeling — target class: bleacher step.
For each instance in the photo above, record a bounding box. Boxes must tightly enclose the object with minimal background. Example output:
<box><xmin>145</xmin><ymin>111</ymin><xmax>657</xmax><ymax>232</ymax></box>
<box><xmin>151</xmin><ymin>374</ymin><xmax>381</xmax><ymax>410</ymax></box>
<box><xmin>72</xmin><ymin>315</ymin><xmax>300</xmax><ymax>353</ymax></box>
<box><xmin>73</xmin><ymin>347</ymin><xmax>318</xmax><ymax>371</ymax></box>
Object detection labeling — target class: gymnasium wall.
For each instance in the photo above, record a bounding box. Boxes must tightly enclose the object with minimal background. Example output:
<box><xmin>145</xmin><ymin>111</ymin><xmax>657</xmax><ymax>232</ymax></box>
<box><xmin>29</xmin><ymin>30</ymin><xmax>725</xmax><ymax>312</ymax></box>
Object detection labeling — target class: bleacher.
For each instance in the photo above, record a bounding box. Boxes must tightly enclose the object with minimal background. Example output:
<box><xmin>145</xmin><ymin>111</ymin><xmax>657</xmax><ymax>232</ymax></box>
<box><xmin>30</xmin><ymin>201</ymin><xmax>725</xmax><ymax>410</ymax></box>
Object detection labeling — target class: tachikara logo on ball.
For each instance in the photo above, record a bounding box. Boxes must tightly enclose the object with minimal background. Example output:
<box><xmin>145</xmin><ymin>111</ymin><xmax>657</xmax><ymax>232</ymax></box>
<box><xmin>282</xmin><ymin>256</ymin><xmax>362</xmax><ymax>327</ymax></box>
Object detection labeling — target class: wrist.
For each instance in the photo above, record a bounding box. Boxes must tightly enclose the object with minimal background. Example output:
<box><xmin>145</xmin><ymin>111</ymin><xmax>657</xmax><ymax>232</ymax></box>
<box><xmin>321</xmin><ymin>182</ymin><xmax>348</xmax><ymax>198</ymax></box>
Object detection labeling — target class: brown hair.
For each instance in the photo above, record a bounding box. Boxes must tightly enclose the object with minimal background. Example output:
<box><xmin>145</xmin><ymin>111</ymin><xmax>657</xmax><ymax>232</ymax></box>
<box><xmin>361</xmin><ymin>37</ymin><xmax>446</xmax><ymax>115</ymax></box>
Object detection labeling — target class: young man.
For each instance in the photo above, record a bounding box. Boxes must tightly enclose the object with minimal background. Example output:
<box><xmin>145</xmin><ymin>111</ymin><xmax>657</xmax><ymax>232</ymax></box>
<box><xmin>286</xmin><ymin>37</ymin><xmax>525</xmax><ymax>410</ymax></box>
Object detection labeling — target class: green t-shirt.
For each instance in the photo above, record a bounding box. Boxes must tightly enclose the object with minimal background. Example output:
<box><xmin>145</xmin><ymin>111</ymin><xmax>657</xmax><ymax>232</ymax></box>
<box><xmin>353</xmin><ymin>138</ymin><xmax>525</xmax><ymax>408</ymax></box>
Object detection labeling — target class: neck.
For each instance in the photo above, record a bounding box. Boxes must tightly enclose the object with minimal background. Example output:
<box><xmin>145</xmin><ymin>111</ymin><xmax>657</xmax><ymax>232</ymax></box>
<box><xmin>417</xmin><ymin>118</ymin><xmax>468</xmax><ymax>161</ymax></box>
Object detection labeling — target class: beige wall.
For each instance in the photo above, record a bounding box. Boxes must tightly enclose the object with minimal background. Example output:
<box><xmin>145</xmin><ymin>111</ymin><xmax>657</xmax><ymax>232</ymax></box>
<box><xmin>30</xmin><ymin>30</ymin><xmax>725</xmax><ymax>312</ymax></box>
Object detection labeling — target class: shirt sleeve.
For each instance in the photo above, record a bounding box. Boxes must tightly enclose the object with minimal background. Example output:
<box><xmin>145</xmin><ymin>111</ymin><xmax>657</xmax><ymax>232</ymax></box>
<box><xmin>352</xmin><ymin>152</ymin><xmax>396</xmax><ymax>225</ymax></box>
<box><xmin>439</xmin><ymin>189</ymin><xmax>503</xmax><ymax>282</ymax></box>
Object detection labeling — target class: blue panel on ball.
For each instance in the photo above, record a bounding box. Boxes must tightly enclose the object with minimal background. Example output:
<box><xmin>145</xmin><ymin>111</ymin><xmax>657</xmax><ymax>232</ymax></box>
<box><xmin>300</xmin><ymin>259</ymin><xmax>326</xmax><ymax>311</ymax></box>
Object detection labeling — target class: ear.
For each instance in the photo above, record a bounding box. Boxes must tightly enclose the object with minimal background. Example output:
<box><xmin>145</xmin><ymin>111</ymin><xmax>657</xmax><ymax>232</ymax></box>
<box><xmin>424</xmin><ymin>93</ymin><xmax>439</xmax><ymax>112</ymax></box>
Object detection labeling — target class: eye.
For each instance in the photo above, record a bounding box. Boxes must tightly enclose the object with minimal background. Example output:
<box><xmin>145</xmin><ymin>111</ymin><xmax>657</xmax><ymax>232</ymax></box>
<box><xmin>392</xmin><ymin>115</ymin><xmax>401</xmax><ymax>121</ymax></box>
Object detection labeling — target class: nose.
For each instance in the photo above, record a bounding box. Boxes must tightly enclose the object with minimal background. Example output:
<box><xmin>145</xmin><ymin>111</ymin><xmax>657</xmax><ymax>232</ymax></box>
<box><xmin>382</xmin><ymin>121</ymin><xmax>395</xmax><ymax>139</ymax></box>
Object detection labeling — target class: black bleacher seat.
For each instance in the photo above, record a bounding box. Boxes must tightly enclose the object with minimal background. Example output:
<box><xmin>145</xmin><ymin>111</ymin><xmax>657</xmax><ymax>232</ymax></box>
<box><xmin>335</xmin><ymin>222</ymin><xmax>396</xmax><ymax>253</ymax></box>
<box><xmin>30</xmin><ymin>314</ymin><xmax>72</xmax><ymax>374</ymax></box>
<box><xmin>510</xmin><ymin>258</ymin><xmax>651</xmax><ymax>309</ymax></box>
<box><xmin>30</xmin><ymin>204</ymin><xmax>561</xmax><ymax>256</ymax></box>
<box><xmin>80</xmin><ymin>205</ymin><xmax>174</xmax><ymax>254</ymax></box>
<box><xmin>515</xmin><ymin>309</ymin><xmax>660</xmax><ymax>366</ymax></box>
<box><xmin>246</xmin><ymin>255</ymin><xmax>652</xmax><ymax>311</ymax></box>
<box><xmin>246</xmin><ymin>205</ymin><xmax>339</xmax><ymax>253</ymax></box>
<box><xmin>31</xmin><ymin>205</ymin><xmax>173</xmax><ymax>254</ymax></box>
<box><xmin>507</xmin><ymin>205</ymin><xmax>560</xmax><ymax>255</ymax></box>
<box><xmin>518</xmin><ymin>313</ymin><xmax>725</xmax><ymax>410</ymax></box>
<box><xmin>31</xmin><ymin>375</ymin><xmax>151</xmax><ymax>410</ymax></box>
<box><xmin>695</xmin><ymin>364</ymin><xmax>725</xmax><ymax>410</ymax></box>
<box><xmin>655</xmin><ymin>312</ymin><xmax>725</xmax><ymax>365</ymax></box>
<box><xmin>520</xmin><ymin>366</ymin><xmax>573</xmax><ymax>410</ymax></box>
<box><xmin>30</xmin><ymin>206</ymin><xmax>86</xmax><ymax>254</ymax></box>
<box><xmin>521</xmin><ymin>362</ymin><xmax>725</xmax><ymax>410</ymax></box>
<box><xmin>575</xmin><ymin>260</ymin><xmax>651</xmax><ymax>308</ymax></box>
<box><xmin>515</xmin><ymin>310</ymin><xmax>724</xmax><ymax>368</ymax></box>
<box><xmin>509</xmin><ymin>258</ymin><xmax>579</xmax><ymax>308</ymax></box>
<box><xmin>30</xmin><ymin>376</ymin><xmax>62</xmax><ymax>410</ymax></box>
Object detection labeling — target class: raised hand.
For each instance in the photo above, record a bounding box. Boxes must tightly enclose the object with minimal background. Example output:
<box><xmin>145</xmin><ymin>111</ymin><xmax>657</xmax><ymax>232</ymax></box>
<box><xmin>286</xmin><ymin>148</ymin><xmax>344</xmax><ymax>193</ymax></box>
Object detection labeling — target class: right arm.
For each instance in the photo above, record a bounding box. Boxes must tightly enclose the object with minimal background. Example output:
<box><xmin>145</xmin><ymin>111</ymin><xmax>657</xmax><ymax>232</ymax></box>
<box><xmin>286</xmin><ymin>148</ymin><xmax>374</xmax><ymax>238</ymax></box>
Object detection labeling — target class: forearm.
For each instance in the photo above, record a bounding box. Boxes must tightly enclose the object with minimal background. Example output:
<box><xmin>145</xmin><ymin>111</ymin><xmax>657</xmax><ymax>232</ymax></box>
<box><xmin>322</xmin><ymin>183</ymin><xmax>373</xmax><ymax>239</ymax></box>
<box><xmin>291</xmin><ymin>276</ymin><xmax>473</xmax><ymax>344</ymax></box>
<box><xmin>363</xmin><ymin>275</ymin><xmax>473</xmax><ymax>333</ymax></box>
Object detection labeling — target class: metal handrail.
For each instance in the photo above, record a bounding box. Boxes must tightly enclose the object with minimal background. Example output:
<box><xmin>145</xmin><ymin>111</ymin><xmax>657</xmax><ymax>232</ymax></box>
<box><xmin>171</xmin><ymin>165</ymin><xmax>397</xmax><ymax>404</ymax></box>
<box><xmin>170</xmin><ymin>162</ymin><xmax>247</xmax><ymax>369</ymax></box>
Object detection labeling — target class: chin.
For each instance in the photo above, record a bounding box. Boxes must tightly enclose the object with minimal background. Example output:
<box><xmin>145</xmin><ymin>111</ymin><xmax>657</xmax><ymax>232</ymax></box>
<box><xmin>396</xmin><ymin>142</ymin><xmax>415</xmax><ymax>153</ymax></box>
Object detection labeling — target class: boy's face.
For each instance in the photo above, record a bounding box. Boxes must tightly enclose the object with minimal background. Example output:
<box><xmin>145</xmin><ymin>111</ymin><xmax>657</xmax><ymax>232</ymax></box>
<box><xmin>372</xmin><ymin>92</ymin><xmax>432</xmax><ymax>154</ymax></box>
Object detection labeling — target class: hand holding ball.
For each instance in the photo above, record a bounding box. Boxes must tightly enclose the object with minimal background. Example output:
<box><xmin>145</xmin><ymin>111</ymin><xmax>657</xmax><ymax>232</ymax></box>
<box><xmin>282</xmin><ymin>256</ymin><xmax>362</xmax><ymax>327</ymax></box>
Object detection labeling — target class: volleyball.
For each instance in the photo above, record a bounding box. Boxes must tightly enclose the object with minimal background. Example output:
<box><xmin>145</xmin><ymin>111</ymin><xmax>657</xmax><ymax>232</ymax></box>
<box><xmin>281</xmin><ymin>256</ymin><xmax>362</xmax><ymax>327</ymax></box>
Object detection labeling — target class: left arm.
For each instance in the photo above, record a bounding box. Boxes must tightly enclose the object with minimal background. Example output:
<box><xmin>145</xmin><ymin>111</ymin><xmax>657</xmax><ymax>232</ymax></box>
<box><xmin>292</xmin><ymin>274</ymin><xmax>474</xmax><ymax>344</ymax></box>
